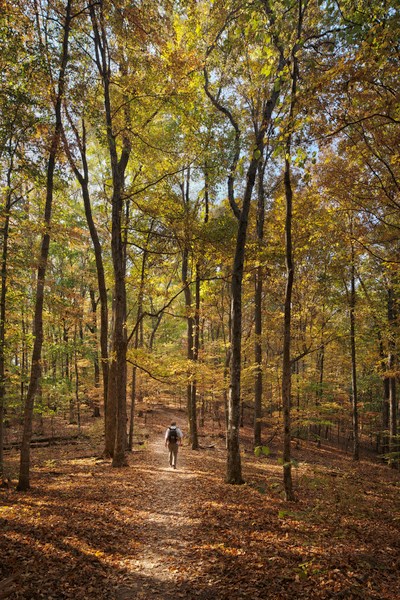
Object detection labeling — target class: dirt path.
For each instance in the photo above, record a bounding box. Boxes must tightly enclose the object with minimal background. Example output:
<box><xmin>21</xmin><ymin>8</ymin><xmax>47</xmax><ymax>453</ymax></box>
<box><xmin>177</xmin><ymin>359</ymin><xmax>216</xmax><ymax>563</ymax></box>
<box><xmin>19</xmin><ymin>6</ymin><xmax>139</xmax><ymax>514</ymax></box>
<box><xmin>2</xmin><ymin>408</ymin><xmax>399</xmax><ymax>600</ymax></box>
<box><xmin>114</xmin><ymin>435</ymin><xmax>203</xmax><ymax>599</ymax></box>
<box><xmin>109</xmin><ymin>416</ymin><xmax>400</xmax><ymax>600</ymax></box>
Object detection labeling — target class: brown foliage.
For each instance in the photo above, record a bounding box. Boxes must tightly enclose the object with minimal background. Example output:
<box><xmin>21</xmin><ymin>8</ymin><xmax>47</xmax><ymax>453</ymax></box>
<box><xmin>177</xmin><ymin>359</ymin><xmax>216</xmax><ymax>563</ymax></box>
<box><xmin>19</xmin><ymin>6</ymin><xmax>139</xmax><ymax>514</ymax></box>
<box><xmin>0</xmin><ymin>407</ymin><xmax>399</xmax><ymax>599</ymax></box>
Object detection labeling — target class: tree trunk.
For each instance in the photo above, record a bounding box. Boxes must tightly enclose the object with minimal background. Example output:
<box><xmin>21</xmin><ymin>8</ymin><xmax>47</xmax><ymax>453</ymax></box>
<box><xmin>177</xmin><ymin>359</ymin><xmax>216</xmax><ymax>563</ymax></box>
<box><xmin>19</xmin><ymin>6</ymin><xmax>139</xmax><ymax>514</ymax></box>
<box><xmin>204</xmin><ymin>1</ymin><xmax>285</xmax><ymax>484</ymax></box>
<box><xmin>128</xmin><ymin>365</ymin><xmax>136</xmax><ymax>451</ymax></box>
<box><xmin>80</xmin><ymin>165</ymin><xmax>108</xmax><ymax>417</ymax></box>
<box><xmin>387</xmin><ymin>286</ymin><xmax>397</xmax><ymax>462</ymax></box>
<box><xmin>17</xmin><ymin>0</ymin><xmax>72</xmax><ymax>491</ymax></box>
<box><xmin>0</xmin><ymin>174</ymin><xmax>12</xmax><ymax>476</ymax></box>
<box><xmin>254</xmin><ymin>264</ymin><xmax>263</xmax><ymax>449</ymax></box>
<box><xmin>90</xmin><ymin>1</ymin><xmax>130</xmax><ymax>466</ymax></box>
<box><xmin>227</xmin><ymin>158</ymin><xmax>260</xmax><ymax>484</ymax></box>
<box><xmin>74</xmin><ymin>327</ymin><xmax>81</xmax><ymax>434</ymax></box>
<box><xmin>378</xmin><ymin>335</ymin><xmax>390</xmax><ymax>454</ymax></box>
<box><xmin>190</xmin><ymin>263</ymin><xmax>200</xmax><ymax>450</ymax></box>
<box><xmin>280</xmin><ymin>2</ymin><xmax>304</xmax><ymax>501</ymax></box>
<box><xmin>105</xmin><ymin>355</ymin><xmax>118</xmax><ymax>455</ymax></box>
<box><xmin>20</xmin><ymin>309</ymin><xmax>27</xmax><ymax>406</ymax></box>
<box><xmin>317</xmin><ymin>344</ymin><xmax>325</xmax><ymax>445</ymax></box>
<box><xmin>110</xmin><ymin>170</ymin><xmax>128</xmax><ymax>467</ymax></box>
<box><xmin>128</xmin><ymin>227</ymin><xmax>150</xmax><ymax>451</ymax></box>
<box><xmin>350</xmin><ymin>239</ymin><xmax>359</xmax><ymax>461</ymax></box>
<box><xmin>181</xmin><ymin>170</ymin><xmax>199</xmax><ymax>447</ymax></box>
<box><xmin>315</xmin><ymin>321</ymin><xmax>325</xmax><ymax>447</ymax></box>
<box><xmin>90</xmin><ymin>293</ymin><xmax>100</xmax><ymax>387</ymax></box>
<box><xmin>254</xmin><ymin>161</ymin><xmax>266</xmax><ymax>448</ymax></box>
<box><xmin>282</xmin><ymin>152</ymin><xmax>295</xmax><ymax>501</ymax></box>
<box><xmin>182</xmin><ymin>244</ymin><xmax>195</xmax><ymax>440</ymax></box>
<box><xmin>89</xmin><ymin>289</ymin><xmax>101</xmax><ymax>417</ymax></box>
<box><xmin>227</xmin><ymin>225</ymin><xmax>246</xmax><ymax>484</ymax></box>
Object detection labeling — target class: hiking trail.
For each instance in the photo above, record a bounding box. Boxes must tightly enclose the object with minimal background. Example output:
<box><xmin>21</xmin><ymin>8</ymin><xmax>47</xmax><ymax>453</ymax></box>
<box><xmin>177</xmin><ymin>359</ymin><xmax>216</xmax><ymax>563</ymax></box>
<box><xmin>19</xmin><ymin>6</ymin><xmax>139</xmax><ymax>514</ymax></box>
<box><xmin>114</xmin><ymin>432</ymin><xmax>205</xmax><ymax>599</ymax></box>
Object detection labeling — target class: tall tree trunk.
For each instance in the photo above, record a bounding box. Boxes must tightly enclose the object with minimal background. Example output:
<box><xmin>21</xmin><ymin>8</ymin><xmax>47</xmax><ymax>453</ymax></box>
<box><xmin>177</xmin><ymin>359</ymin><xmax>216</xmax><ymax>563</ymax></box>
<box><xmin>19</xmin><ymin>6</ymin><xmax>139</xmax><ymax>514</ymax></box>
<box><xmin>254</xmin><ymin>265</ymin><xmax>263</xmax><ymax>448</ymax></box>
<box><xmin>105</xmin><ymin>355</ymin><xmax>118</xmax><ymax>455</ymax></box>
<box><xmin>128</xmin><ymin>226</ymin><xmax>151</xmax><ymax>451</ymax></box>
<box><xmin>349</xmin><ymin>238</ymin><xmax>359</xmax><ymax>461</ymax></box>
<box><xmin>110</xmin><ymin>182</ymin><xmax>128</xmax><ymax>467</ymax></box>
<box><xmin>128</xmin><ymin>364</ymin><xmax>137</xmax><ymax>451</ymax></box>
<box><xmin>90</xmin><ymin>1</ymin><xmax>130</xmax><ymax>465</ymax></box>
<box><xmin>316</xmin><ymin>343</ymin><xmax>325</xmax><ymax>445</ymax></box>
<box><xmin>204</xmin><ymin>1</ymin><xmax>286</xmax><ymax>484</ymax></box>
<box><xmin>20</xmin><ymin>310</ymin><xmax>27</xmax><ymax>407</ymax></box>
<box><xmin>81</xmin><ymin>176</ymin><xmax>109</xmax><ymax>419</ymax></box>
<box><xmin>380</xmin><ymin>338</ymin><xmax>390</xmax><ymax>454</ymax></box>
<box><xmin>181</xmin><ymin>169</ymin><xmax>198</xmax><ymax>447</ymax></box>
<box><xmin>191</xmin><ymin>263</ymin><xmax>200</xmax><ymax>450</ymax></box>
<box><xmin>227</xmin><ymin>160</ymin><xmax>259</xmax><ymax>484</ymax></box>
<box><xmin>63</xmin><ymin>322</ymin><xmax>72</xmax><ymax>424</ymax></box>
<box><xmin>0</xmin><ymin>166</ymin><xmax>12</xmax><ymax>476</ymax></box>
<box><xmin>17</xmin><ymin>0</ymin><xmax>72</xmax><ymax>491</ymax></box>
<box><xmin>282</xmin><ymin>151</ymin><xmax>295</xmax><ymax>501</ymax></box>
<box><xmin>387</xmin><ymin>285</ymin><xmax>397</xmax><ymax>462</ymax></box>
<box><xmin>90</xmin><ymin>292</ymin><xmax>100</xmax><ymax>388</ymax></box>
<box><xmin>74</xmin><ymin>326</ymin><xmax>81</xmax><ymax>434</ymax></box>
<box><xmin>204</xmin><ymin>161</ymin><xmax>210</xmax><ymax>224</ymax></box>
<box><xmin>182</xmin><ymin>244</ymin><xmax>195</xmax><ymax>437</ymax></box>
<box><xmin>281</xmin><ymin>0</ymin><xmax>305</xmax><ymax>502</ymax></box>
<box><xmin>254</xmin><ymin>161</ymin><xmax>266</xmax><ymax>448</ymax></box>
<box><xmin>315</xmin><ymin>317</ymin><xmax>325</xmax><ymax>447</ymax></box>
<box><xmin>89</xmin><ymin>289</ymin><xmax>101</xmax><ymax>417</ymax></box>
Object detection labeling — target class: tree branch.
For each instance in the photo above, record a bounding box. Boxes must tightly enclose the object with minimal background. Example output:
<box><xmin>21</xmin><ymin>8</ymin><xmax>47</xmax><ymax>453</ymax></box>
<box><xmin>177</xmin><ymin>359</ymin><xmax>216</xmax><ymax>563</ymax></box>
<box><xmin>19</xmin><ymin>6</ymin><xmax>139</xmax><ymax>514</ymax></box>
<box><xmin>203</xmin><ymin>66</ymin><xmax>241</xmax><ymax>220</ymax></box>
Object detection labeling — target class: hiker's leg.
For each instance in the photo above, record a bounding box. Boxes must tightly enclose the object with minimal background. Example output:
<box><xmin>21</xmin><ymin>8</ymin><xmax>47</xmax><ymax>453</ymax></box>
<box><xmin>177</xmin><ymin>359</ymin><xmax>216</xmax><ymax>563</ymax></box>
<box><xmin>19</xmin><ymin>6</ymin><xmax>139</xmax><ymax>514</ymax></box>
<box><xmin>168</xmin><ymin>443</ymin><xmax>173</xmax><ymax>466</ymax></box>
<box><xmin>172</xmin><ymin>444</ymin><xmax>178</xmax><ymax>468</ymax></box>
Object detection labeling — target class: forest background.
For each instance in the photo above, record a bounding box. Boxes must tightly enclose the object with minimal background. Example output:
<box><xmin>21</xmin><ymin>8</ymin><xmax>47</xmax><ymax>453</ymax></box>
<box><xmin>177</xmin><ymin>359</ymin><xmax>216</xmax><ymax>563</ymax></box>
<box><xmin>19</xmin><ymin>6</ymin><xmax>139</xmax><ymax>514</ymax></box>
<box><xmin>0</xmin><ymin>0</ymin><xmax>399</xmax><ymax>498</ymax></box>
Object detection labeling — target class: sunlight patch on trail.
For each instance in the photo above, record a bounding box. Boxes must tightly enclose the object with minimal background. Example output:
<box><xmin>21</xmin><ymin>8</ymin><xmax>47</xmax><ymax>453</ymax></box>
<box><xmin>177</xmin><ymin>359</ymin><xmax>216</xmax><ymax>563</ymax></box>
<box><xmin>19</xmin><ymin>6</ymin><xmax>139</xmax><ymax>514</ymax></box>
<box><xmin>114</xmin><ymin>438</ymin><xmax>197</xmax><ymax>599</ymax></box>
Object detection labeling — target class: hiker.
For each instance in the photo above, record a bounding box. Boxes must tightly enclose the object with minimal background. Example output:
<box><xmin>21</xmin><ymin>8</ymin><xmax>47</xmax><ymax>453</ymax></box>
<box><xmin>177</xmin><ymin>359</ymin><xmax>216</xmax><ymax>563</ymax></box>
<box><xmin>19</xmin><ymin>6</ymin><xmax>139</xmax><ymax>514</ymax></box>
<box><xmin>165</xmin><ymin>421</ymin><xmax>183</xmax><ymax>469</ymax></box>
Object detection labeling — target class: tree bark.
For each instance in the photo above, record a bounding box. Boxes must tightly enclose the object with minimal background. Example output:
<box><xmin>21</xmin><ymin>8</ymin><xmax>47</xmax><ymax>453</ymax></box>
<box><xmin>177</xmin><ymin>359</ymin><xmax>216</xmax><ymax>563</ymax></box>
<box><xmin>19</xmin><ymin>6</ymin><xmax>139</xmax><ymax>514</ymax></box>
<box><xmin>349</xmin><ymin>238</ymin><xmax>359</xmax><ymax>461</ymax></box>
<box><xmin>254</xmin><ymin>161</ymin><xmax>266</xmax><ymax>448</ymax></box>
<box><xmin>191</xmin><ymin>263</ymin><xmax>200</xmax><ymax>450</ymax></box>
<box><xmin>83</xmin><ymin>182</ymin><xmax>109</xmax><ymax>413</ymax></box>
<box><xmin>0</xmin><ymin>166</ymin><xmax>12</xmax><ymax>476</ymax></box>
<box><xmin>280</xmin><ymin>0</ymin><xmax>305</xmax><ymax>502</ymax></box>
<box><xmin>380</xmin><ymin>338</ymin><xmax>390</xmax><ymax>454</ymax></box>
<box><xmin>74</xmin><ymin>326</ymin><xmax>81</xmax><ymax>434</ymax></box>
<box><xmin>128</xmin><ymin>364</ymin><xmax>136</xmax><ymax>451</ymax></box>
<box><xmin>315</xmin><ymin>318</ymin><xmax>325</xmax><ymax>446</ymax></box>
<box><xmin>282</xmin><ymin>151</ymin><xmax>295</xmax><ymax>501</ymax></box>
<box><xmin>89</xmin><ymin>290</ymin><xmax>100</xmax><ymax>387</ymax></box>
<box><xmin>227</xmin><ymin>158</ymin><xmax>260</xmax><ymax>484</ymax></box>
<box><xmin>182</xmin><ymin>243</ymin><xmax>195</xmax><ymax>438</ymax></box>
<box><xmin>89</xmin><ymin>289</ymin><xmax>101</xmax><ymax>417</ymax></box>
<box><xmin>205</xmin><ymin>0</ymin><xmax>286</xmax><ymax>485</ymax></box>
<box><xmin>181</xmin><ymin>169</ymin><xmax>199</xmax><ymax>448</ymax></box>
<box><xmin>128</xmin><ymin>225</ymin><xmax>151</xmax><ymax>451</ymax></box>
<box><xmin>387</xmin><ymin>285</ymin><xmax>397</xmax><ymax>462</ymax></box>
<box><xmin>90</xmin><ymin>1</ymin><xmax>130</xmax><ymax>466</ymax></box>
<box><xmin>17</xmin><ymin>0</ymin><xmax>72</xmax><ymax>491</ymax></box>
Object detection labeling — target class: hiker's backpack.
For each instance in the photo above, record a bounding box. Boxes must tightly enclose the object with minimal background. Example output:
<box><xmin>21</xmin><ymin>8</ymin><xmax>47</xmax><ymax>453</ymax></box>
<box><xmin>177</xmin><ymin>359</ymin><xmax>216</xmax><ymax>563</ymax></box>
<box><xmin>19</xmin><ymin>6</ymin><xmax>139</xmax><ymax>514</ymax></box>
<box><xmin>168</xmin><ymin>427</ymin><xmax>178</xmax><ymax>443</ymax></box>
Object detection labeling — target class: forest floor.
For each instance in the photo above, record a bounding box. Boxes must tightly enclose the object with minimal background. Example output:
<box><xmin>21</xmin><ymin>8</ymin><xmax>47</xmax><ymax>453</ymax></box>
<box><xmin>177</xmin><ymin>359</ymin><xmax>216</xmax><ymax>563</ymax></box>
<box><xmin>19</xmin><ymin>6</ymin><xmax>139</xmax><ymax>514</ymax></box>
<box><xmin>1</xmin><ymin>404</ymin><xmax>399</xmax><ymax>600</ymax></box>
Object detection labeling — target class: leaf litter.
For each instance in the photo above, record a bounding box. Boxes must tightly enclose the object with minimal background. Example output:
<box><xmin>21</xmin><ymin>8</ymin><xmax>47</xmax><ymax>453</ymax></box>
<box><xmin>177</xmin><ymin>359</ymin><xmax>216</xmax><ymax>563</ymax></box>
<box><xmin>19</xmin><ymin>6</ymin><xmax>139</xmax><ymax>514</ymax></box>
<box><xmin>0</xmin><ymin>406</ymin><xmax>399</xmax><ymax>599</ymax></box>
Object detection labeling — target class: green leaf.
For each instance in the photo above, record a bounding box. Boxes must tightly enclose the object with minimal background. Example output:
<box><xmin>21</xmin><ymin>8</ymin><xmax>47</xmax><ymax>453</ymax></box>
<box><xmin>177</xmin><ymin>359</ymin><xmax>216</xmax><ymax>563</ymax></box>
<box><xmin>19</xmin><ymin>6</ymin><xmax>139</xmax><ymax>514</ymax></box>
<box><xmin>254</xmin><ymin>445</ymin><xmax>270</xmax><ymax>457</ymax></box>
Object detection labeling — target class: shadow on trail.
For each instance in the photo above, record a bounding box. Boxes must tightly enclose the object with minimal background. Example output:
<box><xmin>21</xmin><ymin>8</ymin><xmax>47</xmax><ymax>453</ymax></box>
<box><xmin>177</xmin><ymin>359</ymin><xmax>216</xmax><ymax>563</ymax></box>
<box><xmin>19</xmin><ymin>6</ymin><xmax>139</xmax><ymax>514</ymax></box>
<box><xmin>2</xmin><ymin>421</ymin><xmax>398</xmax><ymax>600</ymax></box>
